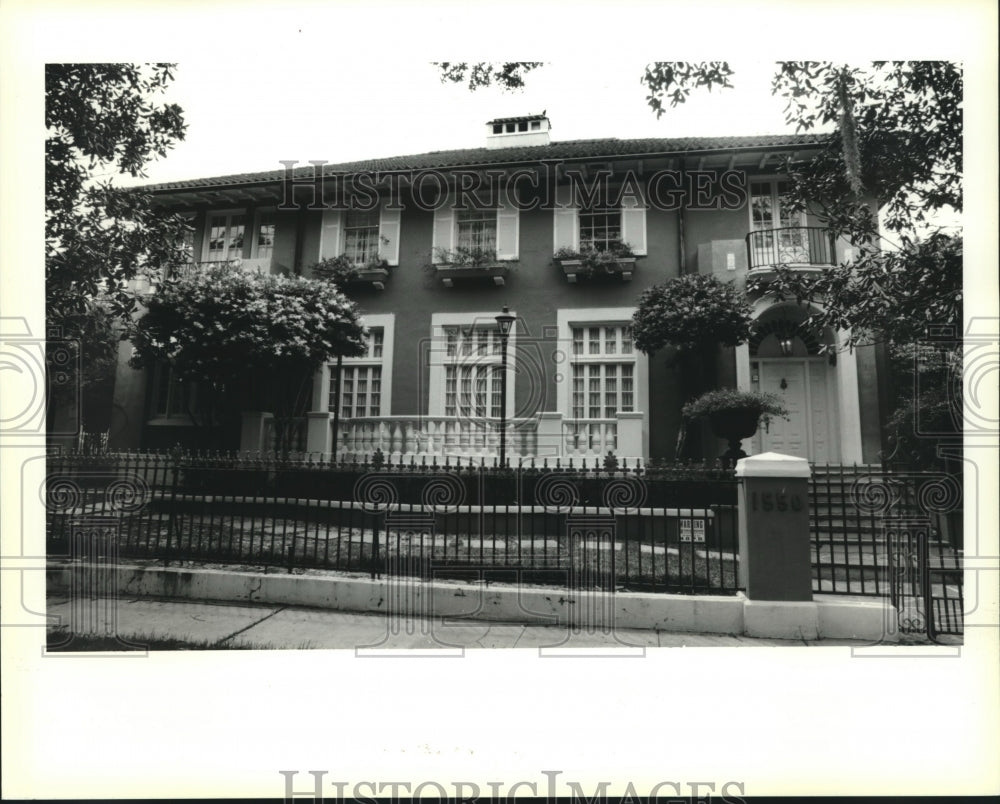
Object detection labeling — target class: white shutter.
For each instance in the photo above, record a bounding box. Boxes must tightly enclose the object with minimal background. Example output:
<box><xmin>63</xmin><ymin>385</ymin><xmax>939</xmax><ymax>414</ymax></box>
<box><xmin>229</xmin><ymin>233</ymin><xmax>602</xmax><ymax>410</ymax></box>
<box><xmin>319</xmin><ymin>210</ymin><xmax>343</xmax><ymax>260</ymax></box>
<box><xmin>379</xmin><ymin>206</ymin><xmax>401</xmax><ymax>266</ymax></box>
<box><xmin>495</xmin><ymin>194</ymin><xmax>519</xmax><ymax>260</ymax></box>
<box><xmin>552</xmin><ymin>182</ymin><xmax>578</xmax><ymax>252</ymax></box>
<box><xmin>620</xmin><ymin>194</ymin><xmax>647</xmax><ymax>255</ymax></box>
<box><xmin>431</xmin><ymin>199</ymin><xmax>455</xmax><ymax>263</ymax></box>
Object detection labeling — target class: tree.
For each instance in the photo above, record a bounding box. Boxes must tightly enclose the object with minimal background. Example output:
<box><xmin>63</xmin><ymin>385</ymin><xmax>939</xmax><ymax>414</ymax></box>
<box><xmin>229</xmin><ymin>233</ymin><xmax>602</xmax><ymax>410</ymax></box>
<box><xmin>435</xmin><ymin>62</ymin><xmax>544</xmax><ymax>91</ymax></box>
<box><xmin>46</xmin><ymin>64</ymin><xmax>189</xmax><ymax>436</ymax></box>
<box><xmin>748</xmin><ymin>231</ymin><xmax>962</xmax><ymax>351</ymax></box>
<box><xmin>46</xmin><ymin>63</ymin><xmax>188</xmax><ymax>333</ymax></box>
<box><xmin>129</xmin><ymin>264</ymin><xmax>366</xmax><ymax>453</ymax></box>
<box><xmin>631</xmin><ymin>275</ymin><xmax>753</xmax><ymax>457</ymax></box>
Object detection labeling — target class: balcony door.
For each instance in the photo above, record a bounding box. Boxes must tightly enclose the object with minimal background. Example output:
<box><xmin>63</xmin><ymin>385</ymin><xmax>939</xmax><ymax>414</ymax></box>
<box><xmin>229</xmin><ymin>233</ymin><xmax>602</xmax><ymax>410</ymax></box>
<box><xmin>749</xmin><ymin>180</ymin><xmax>809</xmax><ymax>266</ymax></box>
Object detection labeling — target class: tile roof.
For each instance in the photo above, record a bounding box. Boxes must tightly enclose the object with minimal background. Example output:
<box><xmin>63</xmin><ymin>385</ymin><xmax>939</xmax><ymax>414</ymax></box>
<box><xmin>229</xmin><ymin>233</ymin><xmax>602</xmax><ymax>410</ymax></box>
<box><xmin>143</xmin><ymin>133</ymin><xmax>830</xmax><ymax>194</ymax></box>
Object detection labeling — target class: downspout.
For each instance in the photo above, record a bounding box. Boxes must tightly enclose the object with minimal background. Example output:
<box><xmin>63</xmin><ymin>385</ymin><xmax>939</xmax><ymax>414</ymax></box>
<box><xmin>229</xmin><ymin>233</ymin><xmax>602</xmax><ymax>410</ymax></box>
<box><xmin>677</xmin><ymin>158</ymin><xmax>687</xmax><ymax>274</ymax></box>
<box><xmin>293</xmin><ymin>207</ymin><xmax>307</xmax><ymax>275</ymax></box>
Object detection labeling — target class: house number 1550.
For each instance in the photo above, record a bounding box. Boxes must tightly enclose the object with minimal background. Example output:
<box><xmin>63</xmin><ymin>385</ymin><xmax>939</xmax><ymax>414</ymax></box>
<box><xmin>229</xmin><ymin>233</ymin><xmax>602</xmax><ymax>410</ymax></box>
<box><xmin>750</xmin><ymin>491</ymin><xmax>803</xmax><ymax>512</ymax></box>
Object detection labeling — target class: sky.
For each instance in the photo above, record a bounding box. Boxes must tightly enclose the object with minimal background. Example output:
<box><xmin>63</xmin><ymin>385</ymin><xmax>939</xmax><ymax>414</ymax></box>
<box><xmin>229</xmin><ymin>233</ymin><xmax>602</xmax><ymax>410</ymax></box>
<box><xmin>127</xmin><ymin>59</ymin><xmax>809</xmax><ymax>186</ymax></box>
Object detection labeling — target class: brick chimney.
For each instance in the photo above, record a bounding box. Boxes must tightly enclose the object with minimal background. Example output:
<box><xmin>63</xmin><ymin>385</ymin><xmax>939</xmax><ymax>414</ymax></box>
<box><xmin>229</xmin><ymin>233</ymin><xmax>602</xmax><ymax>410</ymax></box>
<box><xmin>485</xmin><ymin>113</ymin><xmax>551</xmax><ymax>149</ymax></box>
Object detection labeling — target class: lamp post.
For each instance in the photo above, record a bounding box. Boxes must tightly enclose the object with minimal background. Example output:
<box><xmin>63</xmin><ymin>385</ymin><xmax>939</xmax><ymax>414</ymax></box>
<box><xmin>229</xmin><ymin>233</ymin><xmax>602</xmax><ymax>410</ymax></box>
<box><xmin>494</xmin><ymin>306</ymin><xmax>516</xmax><ymax>468</ymax></box>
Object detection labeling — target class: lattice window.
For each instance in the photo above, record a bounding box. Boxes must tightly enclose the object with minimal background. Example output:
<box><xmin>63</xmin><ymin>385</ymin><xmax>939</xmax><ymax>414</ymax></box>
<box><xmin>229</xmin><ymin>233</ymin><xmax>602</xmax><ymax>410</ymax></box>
<box><xmin>456</xmin><ymin>208</ymin><xmax>497</xmax><ymax>254</ymax></box>
<box><xmin>206</xmin><ymin>212</ymin><xmax>246</xmax><ymax>261</ymax></box>
<box><xmin>344</xmin><ymin>209</ymin><xmax>381</xmax><ymax>264</ymax></box>
<box><xmin>256</xmin><ymin>212</ymin><xmax>276</xmax><ymax>260</ymax></box>
<box><xmin>441</xmin><ymin>326</ymin><xmax>504</xmax><ymax>418</ymax></box>
<box><xmin>152</xmin><ymin>364</ymin><xmax>195</xmax><ymax>418</ymax></box>
<box><xmin>569</xmin><ymin>324</ymin><xmax>635</xmax><ymax>419</ymax></box>
<box><xmin>578</xmin><ymin>206</ymin><xmax>621</xmax><ymax>252</ymax></box>
<box><xmin>329</xmin><ymin>327</ymin><xmax>384</xmax><ymax>417</ymax></box>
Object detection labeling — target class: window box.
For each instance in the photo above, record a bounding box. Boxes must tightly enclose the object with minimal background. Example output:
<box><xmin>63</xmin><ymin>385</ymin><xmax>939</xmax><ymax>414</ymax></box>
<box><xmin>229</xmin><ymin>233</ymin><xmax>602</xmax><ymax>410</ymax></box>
<box><xmin>435</xmin><ymin>263</ymin><xmax>510</xmax><ymax>287</ymax></box>
<box><xmin>558</xmin><ymin>256</ymin><xmax>636</xmax><ymax>283</ymax></box>
<box><xmin>313</xmin><ymin>255</ymin><xmax>391</xmax><ymax>291</ymax></box>
<box><xmin>347</xmin><ymin>266</ymin><xmax>390</xmax><ymax>291</ymax></box>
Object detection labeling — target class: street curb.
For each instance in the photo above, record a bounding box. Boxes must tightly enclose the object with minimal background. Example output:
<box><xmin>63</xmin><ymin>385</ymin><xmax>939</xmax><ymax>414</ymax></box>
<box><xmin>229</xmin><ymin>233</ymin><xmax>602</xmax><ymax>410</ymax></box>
<box><xmin>47</xmin><ymin>561</ymin><xmax>897</xmax><ymax>641</ymax></box>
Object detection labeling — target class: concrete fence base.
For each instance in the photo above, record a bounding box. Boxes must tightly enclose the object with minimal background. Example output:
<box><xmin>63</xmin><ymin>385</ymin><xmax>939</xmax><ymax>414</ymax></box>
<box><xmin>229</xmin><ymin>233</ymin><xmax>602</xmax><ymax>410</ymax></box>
<box><xmin>48</xmin><ymin>561</ymin><xmax>898</xmax><ymax>643</ymax></box>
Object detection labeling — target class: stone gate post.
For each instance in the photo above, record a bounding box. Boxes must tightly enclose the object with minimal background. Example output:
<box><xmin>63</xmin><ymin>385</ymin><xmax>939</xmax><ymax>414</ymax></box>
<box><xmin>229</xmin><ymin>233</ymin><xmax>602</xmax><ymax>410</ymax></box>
<box><xmin>736</xmin><ymin>452</ymin><xmax>818</xmax><ymax>639</ymax></box>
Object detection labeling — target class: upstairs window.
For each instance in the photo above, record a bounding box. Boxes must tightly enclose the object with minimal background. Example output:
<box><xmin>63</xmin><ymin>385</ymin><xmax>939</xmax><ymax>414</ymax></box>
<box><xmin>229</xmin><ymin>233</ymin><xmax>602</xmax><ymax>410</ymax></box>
<box><xmin>319</xmin><ymin>206</ymin><xmax>402</xmax><ymax>267</ymax></box>
<box><xmin>578</xmin><ymin>204</ymin><xmax>622</xmax><ymax>252</ymax></box>
<box><xmin>749</xmin><ymin>180</ymin><xmax>809</xmax><ymax>265</ymax></box>
<box><xmin>456</xmin><ymin>207</ymin><xmax>497</xmax><ymax>254</ymax></box>
<box><xmin>553</xmin><ymin>184</ymin><xmax>646</xmax><ymax>256</ymax></box>
<box><xmin>343</xmin><ymin>209</ymin><xmax>381</xmax><ymax>264</ymax></box>
<box><xmin>432</xmin><ymin>198</ymin><xmax>519</xmax><ymax>262</ymax></box>
<box><xmin>255</xmin><ymin>211</ymin><xmax>276</xmax><ymax>260</ymax></box>
<box><xmin>205</xmin><ymin>212</ymin><xmax>245</xmax><ymax>262</ymax></box>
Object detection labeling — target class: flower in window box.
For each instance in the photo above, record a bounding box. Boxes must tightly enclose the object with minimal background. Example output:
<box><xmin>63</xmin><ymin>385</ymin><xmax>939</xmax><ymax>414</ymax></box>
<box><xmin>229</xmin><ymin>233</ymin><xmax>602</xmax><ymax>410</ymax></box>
<box><xmin>554</xmin><ymin>240</ymin><xmax>636</xmax><ymax>278</ymax></box>
<box><xmin>311</xmin><ymin>253</ymin><xmax>389</xmax><ymax>287</ymax></box>
<box><xmin>432</xmin><ymin>246</ymin><xmax>499</xmax><ymax>267</ymax></box>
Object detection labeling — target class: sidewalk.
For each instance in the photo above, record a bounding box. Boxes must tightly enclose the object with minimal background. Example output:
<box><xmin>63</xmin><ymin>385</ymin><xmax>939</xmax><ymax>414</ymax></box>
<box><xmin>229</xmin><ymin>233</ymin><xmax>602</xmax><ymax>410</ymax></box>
<box><xmin>46</xmin><ymin>594</ymin><xmax>876</xmax><ymax>650</ymax></box>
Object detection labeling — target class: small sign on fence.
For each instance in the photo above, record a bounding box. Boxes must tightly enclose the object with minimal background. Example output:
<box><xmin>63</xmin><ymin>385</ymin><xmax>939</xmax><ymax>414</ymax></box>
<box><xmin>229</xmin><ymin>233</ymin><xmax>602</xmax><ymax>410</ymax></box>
<box><xmin>679</xmin><ymin>518</ymin><xmax>706</xmax><ymax>543</ymax></box>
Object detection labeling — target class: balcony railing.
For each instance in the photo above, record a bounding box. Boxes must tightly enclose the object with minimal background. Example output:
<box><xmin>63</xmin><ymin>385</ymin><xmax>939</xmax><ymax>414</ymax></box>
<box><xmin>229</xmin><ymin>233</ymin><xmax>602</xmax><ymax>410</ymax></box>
<box><xmin>563</xmin><ymin>419</ymin><xmax>617</xmax><ymax>456</ymax></box>
<box><xmin>166</xmin><ymin>257</ymin><xmax>273</xmax><ymax>281</ymax></box>
<box><xmin>338</xmin><ymin>416</ymin><xmax>539</xmax><ymax>460</ymax></box>
<box><xmin>745</xmin><ymin>227</ymin><xmax>836</xmax><ymax>272</ymax></box>
<box><xmin>335</xmin><ymin>415</ymin><xmax>631</xmax><ymax>463</ymax></box>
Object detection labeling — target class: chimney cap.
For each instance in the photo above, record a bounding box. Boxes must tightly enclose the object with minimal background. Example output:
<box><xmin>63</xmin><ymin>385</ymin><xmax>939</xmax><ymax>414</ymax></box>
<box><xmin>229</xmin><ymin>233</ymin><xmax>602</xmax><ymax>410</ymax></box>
<box><xmin>486</xmin><ymin>112</ymin><xmax>548</xmax><ymax>125</ymax></box>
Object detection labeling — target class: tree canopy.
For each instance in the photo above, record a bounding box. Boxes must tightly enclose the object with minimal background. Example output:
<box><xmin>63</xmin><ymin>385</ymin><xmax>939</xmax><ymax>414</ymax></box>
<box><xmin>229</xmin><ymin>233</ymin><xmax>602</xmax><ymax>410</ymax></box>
<box><xmin>46</xmin><ymin>63</ymin><xmax>188</xmax><ymax>333</ymax></box>
<box><xmin>631</xmin><ymin>274</ymin><xmax>752</xmax><ymax>355</ymax></box>
<box><xmin>749</xmin><ymin>231</ymin><xmax>962</xmax><ymax>350</ymax></box>
<box><xmin>129</xmin><ymin>264</ymin><xmax>367</xmax><ymax>450</ymax></box>
<box><xmin>130</xmin><ymin>264</ymin><xmax>366</xmax><ymax>386</ymax></box>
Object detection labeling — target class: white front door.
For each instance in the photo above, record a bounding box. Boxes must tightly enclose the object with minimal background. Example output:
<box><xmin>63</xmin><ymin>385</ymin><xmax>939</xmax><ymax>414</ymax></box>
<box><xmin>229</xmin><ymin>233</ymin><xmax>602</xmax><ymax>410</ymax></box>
<box><xmin>754</xmin><ymin>359</ymin><xmax>839</xmax><ymax>462</ymax></box>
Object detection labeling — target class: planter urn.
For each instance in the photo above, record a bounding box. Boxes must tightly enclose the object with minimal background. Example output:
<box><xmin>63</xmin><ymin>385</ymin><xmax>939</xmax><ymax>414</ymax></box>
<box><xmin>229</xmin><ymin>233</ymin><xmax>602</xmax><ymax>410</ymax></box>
<box><xmin>708</xmin><ymin>409</ymin><xmax>761</xmax><ymax>462</ymax></box>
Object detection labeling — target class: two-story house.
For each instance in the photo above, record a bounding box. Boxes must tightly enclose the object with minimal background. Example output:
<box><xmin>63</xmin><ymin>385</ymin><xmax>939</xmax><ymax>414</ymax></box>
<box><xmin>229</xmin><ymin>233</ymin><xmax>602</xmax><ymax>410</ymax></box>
<box><xmin>111</xmin><ymin>113</ymin><xmax>885</xmax><ymax>464</ymax></box>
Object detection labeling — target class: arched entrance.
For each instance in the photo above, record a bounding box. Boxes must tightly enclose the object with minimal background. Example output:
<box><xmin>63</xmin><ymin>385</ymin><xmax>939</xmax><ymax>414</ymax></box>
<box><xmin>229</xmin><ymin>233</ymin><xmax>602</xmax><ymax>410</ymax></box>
<box><xmin>747</xmin><ymin>306</ymin><xmax>840</xmax><ymax>462</ymax></box>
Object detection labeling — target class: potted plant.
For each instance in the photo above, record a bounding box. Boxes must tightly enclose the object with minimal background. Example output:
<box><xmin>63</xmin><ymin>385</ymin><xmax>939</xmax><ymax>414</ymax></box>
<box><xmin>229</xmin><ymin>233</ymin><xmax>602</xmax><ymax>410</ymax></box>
<box><xmin>554</xmin><ymin>240</ymin><xmax>637</xmax><ymax>282</ymax></box>
<box><xmin>681</xmin><ymin>389</ymin><xmax>788</xmax><ymax>464</ymax></box>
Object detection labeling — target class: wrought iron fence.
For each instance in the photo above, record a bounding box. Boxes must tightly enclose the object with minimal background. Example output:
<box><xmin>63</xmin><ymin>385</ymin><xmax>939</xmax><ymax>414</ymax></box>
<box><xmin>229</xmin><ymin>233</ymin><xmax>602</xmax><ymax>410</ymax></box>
<box><xmin>809</xmin><ymin>463</ymin><xmax>964</xmax><ymax>636</ymax></box>
<box><xmin>46</xmin><ymin>451</ymin><xmax>741</xmax><ymax>596</ymax></box>
<box><xmin>45</xmin><ymin>451</ymin><xmax>966</xmax><ymax>633</ymax></box>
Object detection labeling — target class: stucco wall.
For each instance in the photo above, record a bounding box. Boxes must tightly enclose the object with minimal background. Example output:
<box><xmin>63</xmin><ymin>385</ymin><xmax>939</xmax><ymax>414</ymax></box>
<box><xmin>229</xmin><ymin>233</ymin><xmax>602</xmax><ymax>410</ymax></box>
<box><xmin>328</xmin><ymin>198</ymin><xmax>684</xmax><ymax>457</ymax></box>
